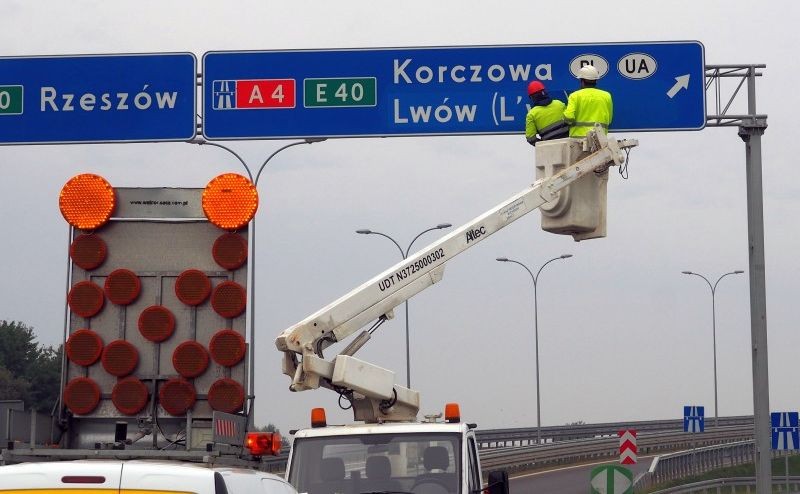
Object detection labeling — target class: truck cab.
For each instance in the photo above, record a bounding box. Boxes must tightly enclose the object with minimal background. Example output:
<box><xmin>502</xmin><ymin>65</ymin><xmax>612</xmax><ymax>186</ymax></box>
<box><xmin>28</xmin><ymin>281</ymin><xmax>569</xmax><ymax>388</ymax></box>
<box><xmin>286</xmin><ymin>406</ymin><xmax>501</xmax><ymax>494</ymax></box>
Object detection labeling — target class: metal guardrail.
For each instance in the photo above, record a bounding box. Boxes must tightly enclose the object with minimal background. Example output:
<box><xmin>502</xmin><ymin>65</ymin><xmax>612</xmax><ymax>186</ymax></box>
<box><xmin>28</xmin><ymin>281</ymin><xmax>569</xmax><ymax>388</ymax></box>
<box><xmin>646</xmin><ymin>476</ymin><xmax>800</xmax><ymax>493</ymax></box>
<box><xmin>475</xmin><ymin>416</ymin><xmax>754</xmax><ymax>449</ymax></box>
<box><xmin>479</xmin><ymin>426</ymin><xmax>754</xmax><ymax>474</ymax></box>
<box><xmin>635</xmin><ymin>440</ymin><xmax>799</xmax><ymax>493</ymax></box>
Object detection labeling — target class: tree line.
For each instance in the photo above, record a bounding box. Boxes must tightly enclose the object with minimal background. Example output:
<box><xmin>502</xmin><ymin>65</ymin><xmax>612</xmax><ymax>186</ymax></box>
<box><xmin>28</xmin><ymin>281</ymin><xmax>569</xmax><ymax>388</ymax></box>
<box><xmin>0</xmin><ymin>320</ymin><xmax>62</xmax><ymax>412</ymax></box>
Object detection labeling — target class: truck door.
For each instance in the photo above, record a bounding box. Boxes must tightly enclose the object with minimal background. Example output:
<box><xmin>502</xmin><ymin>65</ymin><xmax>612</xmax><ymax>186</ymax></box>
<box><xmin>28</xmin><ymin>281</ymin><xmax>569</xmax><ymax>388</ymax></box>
<box><xmin>466</xmin><ymin>437</ymin><xmax>481</xmax><ymax>493</ymax></box>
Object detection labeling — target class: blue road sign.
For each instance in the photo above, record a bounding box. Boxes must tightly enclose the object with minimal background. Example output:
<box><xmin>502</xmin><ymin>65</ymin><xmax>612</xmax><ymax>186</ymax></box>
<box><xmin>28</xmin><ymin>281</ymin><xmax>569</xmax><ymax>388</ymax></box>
<box><xmin>0</xmin><ymin>53</ymin><xmax>197</xmax><ymax>144</ymax></box>
<box><xmin>771</xmin><ymin>412</ymin><xmax>799</xmax><ymax>450</ymax></box>
<box><xmin>202</xmin><ymin>41</ymin><xmax>705</xmax><ymax>140</ymax></box>
<box><xmin>684</xmin><ymin>406</ymin><xmax>705</xmax><ymax>433</ymax></box>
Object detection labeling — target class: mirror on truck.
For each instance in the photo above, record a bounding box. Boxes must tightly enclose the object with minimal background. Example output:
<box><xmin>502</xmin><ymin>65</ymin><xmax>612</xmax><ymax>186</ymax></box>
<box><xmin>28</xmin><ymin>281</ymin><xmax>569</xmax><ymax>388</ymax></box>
<box><xmin>483</xmin><ymin>470</ymin><xmax>509</xmax><ymax>494</ymax></box>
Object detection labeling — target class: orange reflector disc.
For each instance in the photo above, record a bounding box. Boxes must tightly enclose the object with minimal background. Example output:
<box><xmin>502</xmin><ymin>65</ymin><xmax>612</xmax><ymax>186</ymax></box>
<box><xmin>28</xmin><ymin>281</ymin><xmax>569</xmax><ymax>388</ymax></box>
<box><xmin>212</xmin><ymin>232</ymin><xmax>248</xmax><ymax>270</ymax></box>
<box><xmin>202</xmin><ymin>173</ymin><xmax>258</xmax><ymax>231</ymax></box>
<box><xmin>211</xmin><ymin>281</ymin><xmax>246</xmax><ymax>318</ymax></box>
<box><xmin>112</xmin><ymin>377</ymin><xmax>149</xmax><ymax>415</ymax></box>
<box><xmin>208</xmin><ymin>378</ymin><xmax>245</xmax><ymax>413</ymax></box>
<box><xmin>59</xmin><ymin>174</ymin><xmax>116</xmax><ymax>230</ymax></box>
<box><xmin>175</xmin><ymin>269</ymin><xmax>211</xmax><ymax>306</ymax></box>
<box><xmin>138</xmin><ymin>305</ymin><xmax>175</xmax><ymax>342</ymax></box>
<box><xmin>209</xmin><ymin>329</ymin><xmax>246</xmax><ymax>367</ymax></box>
<box><xmin>159</xmin><ymin>378</ymin><xmax>196</xmax><ymax>416</ymax></box>
<box><xmin>64</xmin><ymin>377</ymin><xmax>101</xmax><ymax>415</ymax></box>
<box><xmin>172</xmin><ymin>341</ymin><xmax>209</xmax><ymax>378</ymax></box>
<box><xmin>66</xmin><ymin>329</ymin><xmax>103</xmax><ymax>367</ymax></box>
<box><xmin>70</xmin><ymin>234</ymin><xmax>107</xmax><ymax>271</ymax></box>
<box><xmin>101</xmin><ymin>340</ymin><xmax>139</xmax><ymax>377</ymax></box>
<box><xmin>68</xmin><ymin>281</ymin><xmax>105</xmax><ymax>318</ymax></box>
<box><xmin>104</xmin><ymin>269</ymin><xmax>141</xmax><ymax>306</ymax></box>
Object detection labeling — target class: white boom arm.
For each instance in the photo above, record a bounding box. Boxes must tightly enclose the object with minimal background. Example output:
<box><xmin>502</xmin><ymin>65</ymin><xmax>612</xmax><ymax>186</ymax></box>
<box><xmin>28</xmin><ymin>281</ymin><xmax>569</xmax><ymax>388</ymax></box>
<box><xmin>276</xmin><ymin>127</ymin><xmax>638</xmax><ymax>422</ymax></box>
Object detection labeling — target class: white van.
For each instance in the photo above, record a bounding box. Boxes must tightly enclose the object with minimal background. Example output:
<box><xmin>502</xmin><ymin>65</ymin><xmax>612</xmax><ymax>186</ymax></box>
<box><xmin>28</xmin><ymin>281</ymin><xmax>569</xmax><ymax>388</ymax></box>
<box><xmin>0</xmin><ymin>459</ymin><xmax>298</xmax><ymax>494</ymax></box>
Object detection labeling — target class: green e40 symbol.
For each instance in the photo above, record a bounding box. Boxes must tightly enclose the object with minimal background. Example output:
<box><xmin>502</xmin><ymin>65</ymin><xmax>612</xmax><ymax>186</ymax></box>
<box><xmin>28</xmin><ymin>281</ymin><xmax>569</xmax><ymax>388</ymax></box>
<box><xmin>0</xmin><ymin>86</ymin><xmax>23</xmax><ymax>115</ymax></box>
<box><xmin>304</xmin><ymin>78</ymin><xmax>376</xmax><ymax>108</ymax></box>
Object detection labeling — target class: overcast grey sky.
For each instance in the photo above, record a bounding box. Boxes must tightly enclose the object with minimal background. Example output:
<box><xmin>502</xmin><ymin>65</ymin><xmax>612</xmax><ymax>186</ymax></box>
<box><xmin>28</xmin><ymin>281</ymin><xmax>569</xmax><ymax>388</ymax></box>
<box><xmin>1</xmin><ymin>1</ymin><xmax>797</xmax><ymax>435</ymax></box>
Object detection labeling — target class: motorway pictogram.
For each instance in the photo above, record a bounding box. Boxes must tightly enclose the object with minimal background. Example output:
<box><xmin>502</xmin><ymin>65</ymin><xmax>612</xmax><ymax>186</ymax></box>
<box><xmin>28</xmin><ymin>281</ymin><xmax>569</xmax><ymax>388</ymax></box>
<box><xmin>683</xmin><ymin>406</ymin><xmax>705</xmax><ymax>433</ymax></box>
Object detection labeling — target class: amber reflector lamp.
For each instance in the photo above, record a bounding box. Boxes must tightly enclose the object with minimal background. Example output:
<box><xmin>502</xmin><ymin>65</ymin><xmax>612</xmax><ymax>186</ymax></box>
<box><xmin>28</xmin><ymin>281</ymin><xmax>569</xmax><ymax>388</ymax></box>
<box><xmin>70</xmin><ymin>234</ymin><xmax>107</xmax><ymax>270</ymax></box>
<box><xmin>68</xmin><ymin>281</ymin><xmax>105</xmax><ymax>318</ymax></box>
<box><xmin>213</xmin><ymin>233</ymin><xmax>248</xmax><ymax>270</ymax></box>
<box><xmin>175</xmin><ymin>269</ymin><xmax>211</xmax><ymax>306</ymax></box>
<box><xmin>172</xmin><ymin>341</ymin><xmax>209</xmax><ymax>378</ymax></box>
<box><xmin>104</xmin><ymin>269</ymin><xmax>141</xmax><ymax>306</ymax></box>
<box><xmin>311</xmin><ymin>408</ymin><xmax>327</xmax><ymax>428</ymax></box>
<box><xmin>202</xmin><ymin>173</ymin><xmax>258</xmax><ymax>231</ymax></box>
<box><xmin>159</xmin><ymin>379</ymin><xmax>196</xmax><ymax>416</ymax></box>
<box><xmin>101</xmin><ymin>340</ymin><xmax>139</xmax><ymax>377</ymax></box>
<box><xmin>112</xmin><ymin>377</ymin><xmax>149</xmax><ymax>415</ymax></box>
<box><xmin>64</xmin><ymin>377</ymin><xmax>101</xmax><ymax>415</ymax></box>
<box><xmin>211</xmin><ymin>281</ymin><xmax>246</xmax><ymax>318</ymax></box>
<box><xmin>208</xmin><ymin>378</ymin><xmax>245</xmax><ymax>413</ymax></box>
<box><xmin>138</xmin><ymin>305</ymin><xmax>175</xmax><ymax>342</ymax></box>
<box><xmin>209</xmin><ymin>329</ymin><xmax>246</xmax><ymax>367</ymax></box>
<box><xmin>66</xmin><ymin>329</ymin><xmax>103</xmax><ymax>366</ymax></box>
<box><xmin>444</xmin><ymin>402</ymin><xmax>461</xmax><ymax>423</ymax></box>
<box><xmin>59</xmin><ymin>174</ymin><xmax>116</xmax><ymax>230</ymax></box>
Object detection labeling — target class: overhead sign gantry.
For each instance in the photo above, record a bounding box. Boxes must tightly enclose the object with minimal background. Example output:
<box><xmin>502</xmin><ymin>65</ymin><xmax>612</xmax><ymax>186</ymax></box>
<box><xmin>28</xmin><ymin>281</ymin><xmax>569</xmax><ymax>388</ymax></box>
<box><xmin>202</xmin><ymin>41</ymin><xmax>705</xmax><ymax>139</ymax></box>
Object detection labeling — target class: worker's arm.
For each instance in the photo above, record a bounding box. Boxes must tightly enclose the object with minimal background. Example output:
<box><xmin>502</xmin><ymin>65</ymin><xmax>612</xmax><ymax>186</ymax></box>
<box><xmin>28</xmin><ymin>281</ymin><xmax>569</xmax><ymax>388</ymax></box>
<box><xmin>608</xmin><ymin>91</ymin><xmax>614</xmax><ymax>126</ymax></box>
<box><xmin>525</xmin><ymin>110</ymin><xmax>539</xmax><ymax>145</ymax></box>
<box><xmin>563</xmin><ymin>91</ymin><xmax>578</xmax><ymax>125</ymax></box>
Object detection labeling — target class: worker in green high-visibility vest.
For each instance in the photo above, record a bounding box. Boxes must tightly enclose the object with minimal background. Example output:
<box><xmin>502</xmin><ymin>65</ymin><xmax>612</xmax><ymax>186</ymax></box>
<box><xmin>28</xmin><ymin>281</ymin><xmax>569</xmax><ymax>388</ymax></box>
<box><xmin>524</xmin><ymin>80</ymin><xmax>569</xmax><ymax>146</ymax></box>
<box><xmin>564</xmin><ymin>65</ymin><xmax>613</xmax><ymax>138</ymax></box>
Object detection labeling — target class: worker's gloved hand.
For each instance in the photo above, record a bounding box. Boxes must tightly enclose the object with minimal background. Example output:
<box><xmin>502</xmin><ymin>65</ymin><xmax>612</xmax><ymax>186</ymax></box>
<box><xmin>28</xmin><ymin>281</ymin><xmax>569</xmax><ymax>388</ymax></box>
<box><xmin>527</xmin><ymin>136</ymin><xmax>539</xmax><ymax>146</ymax></box>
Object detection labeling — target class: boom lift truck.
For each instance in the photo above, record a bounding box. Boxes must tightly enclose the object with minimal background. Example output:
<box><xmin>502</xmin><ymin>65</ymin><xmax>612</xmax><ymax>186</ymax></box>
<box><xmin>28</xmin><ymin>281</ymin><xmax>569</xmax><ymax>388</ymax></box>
<box><xmin>0</xmin><ymin>174</ymin><xmax>293</xmax><ymax>494</ymax></box>
<box><xmin>277</xmin><ymin>126</ymin><xmax>638</xmax><ymax>494</ymax></box>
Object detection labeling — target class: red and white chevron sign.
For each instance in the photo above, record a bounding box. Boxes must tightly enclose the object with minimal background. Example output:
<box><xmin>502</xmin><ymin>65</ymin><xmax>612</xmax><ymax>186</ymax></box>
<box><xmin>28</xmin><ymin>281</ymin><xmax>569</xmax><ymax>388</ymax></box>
<box><xmin>619</xmin><ymin>429</ymin><xmax>638</xmax><ymax>465</ymax></box>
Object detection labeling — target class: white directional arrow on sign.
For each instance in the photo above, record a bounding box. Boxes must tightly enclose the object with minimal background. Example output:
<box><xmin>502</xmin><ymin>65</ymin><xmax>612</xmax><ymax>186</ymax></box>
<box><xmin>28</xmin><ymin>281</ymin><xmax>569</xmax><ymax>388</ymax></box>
<box><xmin>667</xmin><ymin>74</ymin><xmax>691</xmax><ymax>98</ymax></box>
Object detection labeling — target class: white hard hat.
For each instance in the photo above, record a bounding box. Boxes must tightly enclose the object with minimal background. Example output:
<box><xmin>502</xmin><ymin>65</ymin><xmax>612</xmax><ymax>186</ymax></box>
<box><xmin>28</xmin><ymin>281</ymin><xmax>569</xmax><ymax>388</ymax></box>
<box><xmin>577</xmin><ymin>65</ymin><xmax>600</xmax><ymax>81</ymax></box>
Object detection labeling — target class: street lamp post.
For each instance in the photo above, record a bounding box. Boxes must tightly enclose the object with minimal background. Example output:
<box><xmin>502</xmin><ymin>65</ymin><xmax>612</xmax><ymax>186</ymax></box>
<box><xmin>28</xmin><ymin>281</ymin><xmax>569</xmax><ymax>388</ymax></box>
<box><xmin>681</xmin><ymin>269</ymin><xmax>744</xmax><ymax>428</ymax></box>
<box><xmin>191</xmin><ymin>137</ymin><xmax>325</xmax><ymax>425</ymax></box>
<box><xmin>496</xmin><ymin>254</ymin><xmax>572</xmax><ymax>444</ymax></box>
<box><xmin>356</xmin><ymin>223</ymin><xmax>452</xmax><ymax>389</ymax></box>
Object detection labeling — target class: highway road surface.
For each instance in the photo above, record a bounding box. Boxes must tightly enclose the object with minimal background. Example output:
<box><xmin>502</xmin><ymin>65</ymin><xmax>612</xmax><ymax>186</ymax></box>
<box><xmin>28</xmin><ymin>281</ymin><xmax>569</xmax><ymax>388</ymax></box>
<box><xmin>510</xmin><ymin>456</ymin><xmax>653</xmax><ymax>493</ymax></box>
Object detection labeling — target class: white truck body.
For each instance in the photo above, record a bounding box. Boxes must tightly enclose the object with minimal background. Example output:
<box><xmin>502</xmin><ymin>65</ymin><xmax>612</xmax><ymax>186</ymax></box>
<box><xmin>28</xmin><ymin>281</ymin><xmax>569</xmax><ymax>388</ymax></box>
<box><xmin>0</xmin><ymin>459</ymin><xmax>297</xmax><ymax>494</ymax></box>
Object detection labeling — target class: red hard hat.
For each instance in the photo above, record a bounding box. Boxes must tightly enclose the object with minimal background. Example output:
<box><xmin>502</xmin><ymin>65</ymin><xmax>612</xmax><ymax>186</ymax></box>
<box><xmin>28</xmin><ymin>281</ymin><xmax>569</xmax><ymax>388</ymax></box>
<box><xmin>527</xmin><ymin>81</ymin><xmax>545</xmax><ymax>95</ymax></box>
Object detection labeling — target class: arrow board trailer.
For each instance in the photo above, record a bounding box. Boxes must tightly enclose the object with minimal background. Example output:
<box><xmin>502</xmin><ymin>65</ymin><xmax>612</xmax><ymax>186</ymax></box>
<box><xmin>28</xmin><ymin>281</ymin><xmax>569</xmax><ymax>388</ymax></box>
<box><xmin>203</xmin><ymin>41</ymin><xmax>704</xmax><ymax>139</ymax></box>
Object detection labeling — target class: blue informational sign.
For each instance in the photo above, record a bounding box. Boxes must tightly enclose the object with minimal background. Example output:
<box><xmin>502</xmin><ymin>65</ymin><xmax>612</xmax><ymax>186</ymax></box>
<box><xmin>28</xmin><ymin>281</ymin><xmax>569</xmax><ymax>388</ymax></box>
<box><xmin>683</xmin><ymin>406</ymin><xmax>705</xmax><ymax>433</ymax></box>
<box><xmin>202</xmin><ymin>41</ymin><xmax>705</xmax><ymax>140</ymax></box>
<box><xmin>771</xmin><ymin>412</ymin><xmax>799</xmax><ymax>450</ymax></box>
<box><xmin>0</xmin><ymin>53</ymin><xmax>197</xmax><ymax>144</ymax></box>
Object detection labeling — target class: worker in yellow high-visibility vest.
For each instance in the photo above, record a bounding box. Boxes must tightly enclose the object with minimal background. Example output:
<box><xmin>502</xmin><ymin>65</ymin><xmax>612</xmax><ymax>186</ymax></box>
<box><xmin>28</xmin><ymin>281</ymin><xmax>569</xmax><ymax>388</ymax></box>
<box><xmin>524</xmin><ymin>81</ymin><xmax>569</xmax><ymax>146</ymax></box>
<box><xmin>564</xmin><ymin>65</ymin><xmax>613</xmax><ymax>138</ymax></box>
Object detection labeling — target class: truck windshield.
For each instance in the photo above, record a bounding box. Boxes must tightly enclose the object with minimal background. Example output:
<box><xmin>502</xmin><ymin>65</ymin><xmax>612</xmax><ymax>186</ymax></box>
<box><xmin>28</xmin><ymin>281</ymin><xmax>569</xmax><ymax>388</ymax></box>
<box><xmin>287</xmin><ymin>432</ymin><xmax>462</xmax><ymax>494</ymax></box>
